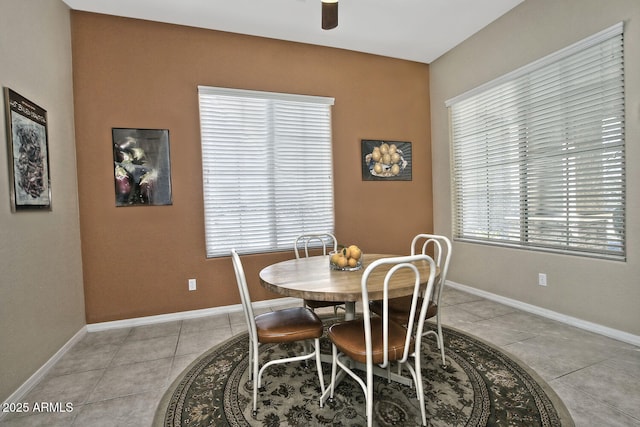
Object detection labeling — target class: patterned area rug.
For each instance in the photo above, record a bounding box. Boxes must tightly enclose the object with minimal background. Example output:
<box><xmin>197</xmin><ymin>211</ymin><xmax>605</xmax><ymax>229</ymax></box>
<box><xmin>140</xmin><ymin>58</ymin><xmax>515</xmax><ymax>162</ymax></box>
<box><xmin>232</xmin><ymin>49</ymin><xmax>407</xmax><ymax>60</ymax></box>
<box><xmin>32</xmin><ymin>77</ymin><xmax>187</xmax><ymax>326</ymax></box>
<box><xmin>155</xmin><ymin>322</ymin><xmax>574</xmax><ymax>426</ymax></box>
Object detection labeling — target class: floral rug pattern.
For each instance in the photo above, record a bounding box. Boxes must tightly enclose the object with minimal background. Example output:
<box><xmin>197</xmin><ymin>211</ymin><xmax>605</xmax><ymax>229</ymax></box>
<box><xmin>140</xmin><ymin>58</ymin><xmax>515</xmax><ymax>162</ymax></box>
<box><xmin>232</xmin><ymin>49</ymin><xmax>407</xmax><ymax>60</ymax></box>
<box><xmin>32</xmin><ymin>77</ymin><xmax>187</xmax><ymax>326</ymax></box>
<box><xmin>156</xmin><ymin>323</ymin><xmax>573</xmax><ymax>426</ymax></box>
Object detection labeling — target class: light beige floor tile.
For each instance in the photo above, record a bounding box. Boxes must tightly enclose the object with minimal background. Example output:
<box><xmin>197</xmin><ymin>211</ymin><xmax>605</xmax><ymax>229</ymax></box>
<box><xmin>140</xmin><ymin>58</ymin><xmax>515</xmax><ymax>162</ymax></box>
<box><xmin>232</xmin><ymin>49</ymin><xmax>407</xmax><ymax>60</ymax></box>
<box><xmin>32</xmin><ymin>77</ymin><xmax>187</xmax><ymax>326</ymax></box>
<box><xmin>228</xmin><ymin>309</ymin><xmax>247</xmax><ymax>326</ymax></box>
<box><xmin>552</xmin><ymin>358</ymin><xmax>640</xmax><ymax>419</ymax></box>
<box><xmin>21</xmin><ymin>369</ymin><xmax>105</xmax><ymax>408</ymax></box>
<box><xmin>175</xmin><ymin>328</ymin><xmax>233</xmax><ymax>357</ymax></box>
<box><xmin>76</xmin><ymin>328</ymin><xmax>131</xmax><ymax>348</ymax></box>
<box><xmin>478</xmin><ymin>310</ymin><xmax>560</xmax><ymax>334</ymax></box>
<box><xmin>72</xmin><ymin>390</ymin><xmax>162</xmax><ymax>427</ymax></box>
<box><xmin>181</xmin><ymin>313</ymin><xmax>230</xmax><ymax>334</ymax></box>
<box><xmin>502</xmin><ymin>334</ymin><xmax>614</xmax><ymax>380</ymax></box>
<box><xmin>440</xmin><ymin>288</ymin><xmax>483</xmax><ymax>306</ymax></box>
<box><xmin>495</xmin><ymin>312</ymin><xmax>636</xmax><ymax>354</ymax></box>
<box><xmin>550</xmin><ymin>381</ymin><xmax>640</xmax><ymax>427</ymax></box>
<box><xmin>455</xmin><ymin>318</ymin><xmax>538</xmax><ymax>347</ymax></box>
<box><xmin>454</xmin><ymin>299</ymin><xmax>518</xmax><ymax>320</ymax></box>
<box><xmin>87</xmin><ymin>358</ymin><xmax>172</xmax><ymax>403</ymax></box>
<box><xmin>439</xmin><ymin>304</ymin><xmax>485</xmax><ymax>328</ymax></box>
<box><xmin>229</xmin><ymin>306</ymin><xmax>275</xmax><ymax>326</ymax></box>
<box><xmin>126</xmin><ymin>320</ymin><xmax>181</xmax><ymax>341</ymax></box>
<box><xmin>607</xmin><ymin>346</ymin><xmax>640</xmax><ymax>368</ymax></box>
<box><xmin>47</xmin><ymin>344</ymin><xmax>119</xmax><ymax>377</ymax></box>
<box><xmin>168</xmin><ymin>353</ymin><xmax>202</xmax><ymax>384</ymax></box>
<box><xmin>0</xmin><ymin>410</ymin><xmax>76</xmax><ymax>427</ymax></box>
<box><xmin>110</xmin><ymin>335</ymin><xmax>178</xmax><ymax>366</ymax></box>
<box><xmin>231</xmin><ymin>322</ymin><xmax>249</xmax><ymax>336</ymax></box>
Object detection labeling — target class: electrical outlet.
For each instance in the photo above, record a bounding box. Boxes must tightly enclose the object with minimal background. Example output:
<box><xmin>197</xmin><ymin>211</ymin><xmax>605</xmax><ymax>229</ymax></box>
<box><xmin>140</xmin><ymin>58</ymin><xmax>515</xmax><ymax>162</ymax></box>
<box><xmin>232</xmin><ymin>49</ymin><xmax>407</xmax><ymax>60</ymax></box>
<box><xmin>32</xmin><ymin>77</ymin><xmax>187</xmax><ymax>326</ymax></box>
<box><xmin>188</xmin><ymin>278</ymin><xmax>197</xmax><ymax>291</ymax></box>
<box><xmin>538</xmin><ymin>273</ymin><xmax>547</xmax><ymax>286</ymax></box>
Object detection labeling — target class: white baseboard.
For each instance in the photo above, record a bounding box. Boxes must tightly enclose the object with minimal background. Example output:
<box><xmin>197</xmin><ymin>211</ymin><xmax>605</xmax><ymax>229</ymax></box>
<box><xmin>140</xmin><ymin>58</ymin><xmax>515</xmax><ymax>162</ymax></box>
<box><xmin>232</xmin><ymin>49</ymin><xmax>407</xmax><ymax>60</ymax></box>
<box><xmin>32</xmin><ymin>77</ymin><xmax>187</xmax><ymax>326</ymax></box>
<box><xmin>86</xmin><ymin>297</ymin><xmax>300</xmax><ymax>332</ymax></box>
<box><xmin>445</xmin><ymin>280</ymin><xmax>640</xmax><ymax>347</ymax></box>
<box><xmin>0</xmin><ymin>327</ymin><xmax>87</xmax><ymax>421</ymax></box>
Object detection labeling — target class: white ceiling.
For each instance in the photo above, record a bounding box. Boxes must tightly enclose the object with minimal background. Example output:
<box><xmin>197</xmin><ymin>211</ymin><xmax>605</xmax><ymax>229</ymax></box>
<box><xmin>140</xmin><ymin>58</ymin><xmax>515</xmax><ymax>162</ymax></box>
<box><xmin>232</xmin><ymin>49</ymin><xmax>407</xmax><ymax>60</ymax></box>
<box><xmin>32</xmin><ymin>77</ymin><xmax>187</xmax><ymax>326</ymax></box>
<box><xmin>61</xmin><ymin>0</ymin><xmax>524</xmax><ymax>64</ymax></box>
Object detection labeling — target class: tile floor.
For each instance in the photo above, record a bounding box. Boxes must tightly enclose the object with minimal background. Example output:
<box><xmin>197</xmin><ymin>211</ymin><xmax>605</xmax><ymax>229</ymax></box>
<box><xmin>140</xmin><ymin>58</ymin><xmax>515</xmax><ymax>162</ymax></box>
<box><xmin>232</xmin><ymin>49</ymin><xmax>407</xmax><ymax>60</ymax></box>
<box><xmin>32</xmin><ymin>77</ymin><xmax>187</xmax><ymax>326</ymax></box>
<box><xmin>1</xmin><ymin>288</ymin><xmax>638</xmax><ymax>426</ymax></box>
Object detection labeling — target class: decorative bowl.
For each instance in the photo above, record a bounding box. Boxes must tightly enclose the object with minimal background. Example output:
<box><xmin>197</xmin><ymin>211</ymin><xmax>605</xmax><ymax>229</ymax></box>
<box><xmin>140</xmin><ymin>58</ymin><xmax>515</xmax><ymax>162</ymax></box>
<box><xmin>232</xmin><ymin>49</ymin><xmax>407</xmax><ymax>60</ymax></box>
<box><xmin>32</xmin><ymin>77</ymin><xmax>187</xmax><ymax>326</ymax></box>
<box><xmin>329</xmin><ymin>250</ymin><xmax>363</xmax><ymax>271</ymax></box>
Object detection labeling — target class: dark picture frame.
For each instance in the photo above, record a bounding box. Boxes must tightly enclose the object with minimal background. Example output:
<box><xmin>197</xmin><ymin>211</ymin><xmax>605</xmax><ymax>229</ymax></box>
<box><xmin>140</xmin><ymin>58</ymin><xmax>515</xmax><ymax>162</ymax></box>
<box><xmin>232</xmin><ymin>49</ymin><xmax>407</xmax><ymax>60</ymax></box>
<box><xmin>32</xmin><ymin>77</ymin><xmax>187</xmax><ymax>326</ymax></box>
<box><xmin>112</xmin><ymin>128</ymin><xmax>172</xmax><ymax>206</ymax></box>
<box><xmin>361</xmin><ymin>139</ymin><xmax>412</xmax><ymax>181</ymax></box>
<box><xmin>3</xmin><ymin>88</ymin><xmax>51</xmax><ymax>211</ymax></box>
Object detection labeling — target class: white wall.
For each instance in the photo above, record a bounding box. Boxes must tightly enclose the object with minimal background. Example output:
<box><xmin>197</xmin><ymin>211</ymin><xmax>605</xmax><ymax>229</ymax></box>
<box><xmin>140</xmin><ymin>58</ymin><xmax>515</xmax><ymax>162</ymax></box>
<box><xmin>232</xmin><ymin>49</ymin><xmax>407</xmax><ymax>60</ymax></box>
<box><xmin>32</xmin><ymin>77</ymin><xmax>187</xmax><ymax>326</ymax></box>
<box><xmin>430</xmin><ymin>0</ymin><xmax>640</xmax><ymax>336</ymax></box>
<box><xmin>0</xmin><ymin>0</ymin><xmax>85</xmax><ymax>401</ymax></box>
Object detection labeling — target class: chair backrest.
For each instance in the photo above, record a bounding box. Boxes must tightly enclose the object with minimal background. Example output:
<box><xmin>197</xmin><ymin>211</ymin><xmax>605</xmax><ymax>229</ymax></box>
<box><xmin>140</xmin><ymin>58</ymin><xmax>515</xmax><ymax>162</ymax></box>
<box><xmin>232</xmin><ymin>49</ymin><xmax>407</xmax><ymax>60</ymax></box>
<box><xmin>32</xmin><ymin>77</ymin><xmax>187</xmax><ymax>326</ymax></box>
<box><xmin>360</xmin><ymin>254</ymin><xmax>437</xmax><ymax>369</ymax></box>
<box><xmin>294</xmin><ymin>233</ymin><xmax>338</xmax><ymax>259</ymax></box>
<box><xmin>231</xmin><ymin>249</ymin><xmax>258</xmax><ymax>343</ymax></box>
<box><xmin>410</xmin><ymin>234</ymin><xmax>452</xmax><ymax>305</ymax></box>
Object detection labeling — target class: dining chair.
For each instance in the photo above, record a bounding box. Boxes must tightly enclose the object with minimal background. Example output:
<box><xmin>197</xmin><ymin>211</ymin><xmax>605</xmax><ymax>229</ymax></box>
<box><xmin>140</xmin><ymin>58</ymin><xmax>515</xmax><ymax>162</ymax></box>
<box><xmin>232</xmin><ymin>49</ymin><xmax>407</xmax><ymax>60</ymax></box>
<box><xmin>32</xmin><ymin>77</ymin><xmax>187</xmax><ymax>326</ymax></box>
<box><xmin>230</xmin><ymin>249</ymin><xmax>326</xmax><ymax>415</ymax></box>
<box><xmin>294</xmin><ymin>233</ymin><xmax>345</xmax><ymax>315</ymax></box>
<box><xmin>369</xmin><ymin>233</ymin><xmax>452</xmax><ymax>367</ymax></box>
<box><xmin>327</xmin><ymin>254</ymin><xmax>437</xmax><ymax>427</ymax></box>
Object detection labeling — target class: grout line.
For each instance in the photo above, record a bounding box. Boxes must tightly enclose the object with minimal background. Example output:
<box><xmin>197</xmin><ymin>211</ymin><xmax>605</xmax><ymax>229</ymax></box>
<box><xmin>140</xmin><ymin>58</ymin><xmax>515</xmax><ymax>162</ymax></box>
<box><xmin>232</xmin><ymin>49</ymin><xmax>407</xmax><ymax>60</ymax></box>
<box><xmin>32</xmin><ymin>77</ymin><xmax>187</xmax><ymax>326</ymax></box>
<box><xmin>550</xmin><ymin>359</ymin><xmax>607</xmax><ymax>381</ymax></box>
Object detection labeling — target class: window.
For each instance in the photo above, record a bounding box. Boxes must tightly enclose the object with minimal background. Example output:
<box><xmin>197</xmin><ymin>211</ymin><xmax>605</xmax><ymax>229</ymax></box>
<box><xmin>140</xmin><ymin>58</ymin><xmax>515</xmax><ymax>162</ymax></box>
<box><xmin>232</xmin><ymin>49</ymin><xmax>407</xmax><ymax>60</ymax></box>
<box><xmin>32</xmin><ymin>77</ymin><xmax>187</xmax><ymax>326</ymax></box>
<box><xmin>447</xmin><ymin>23</ymin><xmax>625</xmax><ymax>260</ymax></box>
<box><xmin>198</xmin><ymin>86</ymin><xmax>335</xmax><ymax>258</ymax></box>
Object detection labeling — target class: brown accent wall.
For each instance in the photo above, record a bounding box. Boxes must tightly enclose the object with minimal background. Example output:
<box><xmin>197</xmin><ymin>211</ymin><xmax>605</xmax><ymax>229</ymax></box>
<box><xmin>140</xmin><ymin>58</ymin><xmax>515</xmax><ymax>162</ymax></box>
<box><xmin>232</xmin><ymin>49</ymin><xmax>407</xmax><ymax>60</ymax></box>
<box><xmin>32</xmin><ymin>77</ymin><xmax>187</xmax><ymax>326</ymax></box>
<box><xmin>71</xmin><ymin>12</ymin><xmax>432</xmax><ymax>323</ymax></box>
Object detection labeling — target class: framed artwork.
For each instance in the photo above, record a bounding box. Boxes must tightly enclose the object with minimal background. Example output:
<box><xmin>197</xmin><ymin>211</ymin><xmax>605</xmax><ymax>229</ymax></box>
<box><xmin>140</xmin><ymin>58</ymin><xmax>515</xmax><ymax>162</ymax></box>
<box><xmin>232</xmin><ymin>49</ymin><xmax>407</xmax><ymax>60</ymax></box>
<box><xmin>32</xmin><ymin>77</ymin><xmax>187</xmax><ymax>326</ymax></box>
<box><xmin>4</xmin><ymin>88</ymin><xmax>51</xmax><ymax>211</ymax></box>
<box><xmin>361</xmin><ymin>139</ymin><xmax>412</xmax><ymax>181</ymax></box>
<box><xmin>112</xmin><ymin>128</ymin><xmax>172</xmax><ymax>206</ymax></box>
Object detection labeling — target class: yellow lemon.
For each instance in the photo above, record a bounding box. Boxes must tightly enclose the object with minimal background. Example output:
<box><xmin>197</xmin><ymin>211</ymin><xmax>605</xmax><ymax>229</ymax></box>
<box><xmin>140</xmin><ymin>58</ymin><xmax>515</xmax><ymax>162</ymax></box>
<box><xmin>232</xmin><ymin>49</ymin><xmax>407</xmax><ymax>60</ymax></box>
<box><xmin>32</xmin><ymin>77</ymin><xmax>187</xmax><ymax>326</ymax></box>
<box><xmin>337</xmin><ymin>256</ymin><xmax>348</xmax><ymax>268</ymax></box>
<box><xmin>348</xmin><ymin>257</ymin><xmax>357</xmax><ymax>267</ymax></box>
<box><xmin>330</xmin><ymin>253</ymin><xmax>341</xmax><ymax>265</ymax></box>
<box><xmin>349</xmin><ymin>245</ymin><xmax>362</xmax><ymax>260</ymax></box>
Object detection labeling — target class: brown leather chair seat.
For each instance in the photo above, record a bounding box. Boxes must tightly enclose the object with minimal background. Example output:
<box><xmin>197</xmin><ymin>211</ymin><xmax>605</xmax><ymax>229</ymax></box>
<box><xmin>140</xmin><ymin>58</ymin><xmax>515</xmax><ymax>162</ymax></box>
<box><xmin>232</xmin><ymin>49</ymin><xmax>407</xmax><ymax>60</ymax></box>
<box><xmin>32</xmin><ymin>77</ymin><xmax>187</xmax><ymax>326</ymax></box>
<box><xmin>369</xmin><ymin>296</ymin><xmax>438</xmax><ymax>325</ymax></box>
<box><xmin>328</xmin><ymin>317</ymin><xmax>415</xmax><ymax>365</ymax></box>
<box><xmin>255</xmin><ymin>307</ymin><xmax>323</xmax><ymax>343</ymax></box>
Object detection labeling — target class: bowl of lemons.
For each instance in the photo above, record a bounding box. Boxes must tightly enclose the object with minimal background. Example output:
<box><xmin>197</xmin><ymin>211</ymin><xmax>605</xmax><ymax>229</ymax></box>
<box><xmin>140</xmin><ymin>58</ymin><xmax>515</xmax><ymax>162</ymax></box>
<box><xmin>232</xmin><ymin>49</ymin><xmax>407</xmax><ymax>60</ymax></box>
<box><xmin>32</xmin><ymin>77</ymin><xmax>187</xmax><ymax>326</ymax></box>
<box><xmin>329</xmin><ymin>245</ymin><xmax>363</xmax><ymax>271</ymax></box>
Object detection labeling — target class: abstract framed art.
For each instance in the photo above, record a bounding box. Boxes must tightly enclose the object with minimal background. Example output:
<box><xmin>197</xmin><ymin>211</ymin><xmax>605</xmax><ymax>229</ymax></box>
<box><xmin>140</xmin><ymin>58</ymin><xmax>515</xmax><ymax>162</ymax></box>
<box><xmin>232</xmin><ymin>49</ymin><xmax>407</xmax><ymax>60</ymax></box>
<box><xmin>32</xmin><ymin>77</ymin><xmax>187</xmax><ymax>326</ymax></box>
<box><xmin>4</xmin><ymin>87</ymin><xmax>51</xmax><ymax>211</ymax></box>
<box><xmin>112</xmin><ymin>128</ymin><xmax>173</xmax><ymax>206</ymax></box>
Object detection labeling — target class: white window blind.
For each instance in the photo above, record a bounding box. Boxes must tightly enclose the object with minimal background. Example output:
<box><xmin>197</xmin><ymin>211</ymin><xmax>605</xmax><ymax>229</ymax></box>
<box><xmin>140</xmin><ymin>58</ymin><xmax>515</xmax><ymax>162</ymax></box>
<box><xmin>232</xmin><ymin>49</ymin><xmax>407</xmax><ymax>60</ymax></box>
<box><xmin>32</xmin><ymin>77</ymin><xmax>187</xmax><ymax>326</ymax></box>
<box><xmin>198</xmin><ymin>86</ymin><xmax>335</xmax><ymax>258</ymax></box>
<box><xmin>447</xmin><ymin>23</ymin><xmax>625</xmax><ymax>260</ymax></box>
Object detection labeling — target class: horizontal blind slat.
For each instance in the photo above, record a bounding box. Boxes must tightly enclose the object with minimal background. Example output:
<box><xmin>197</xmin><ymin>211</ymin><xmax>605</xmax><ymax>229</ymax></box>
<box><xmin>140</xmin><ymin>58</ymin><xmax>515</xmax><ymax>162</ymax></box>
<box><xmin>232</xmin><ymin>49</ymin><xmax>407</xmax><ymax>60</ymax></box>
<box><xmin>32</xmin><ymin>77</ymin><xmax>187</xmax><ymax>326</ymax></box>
<box><xmin>199</xmin><ymin>87</ymin><xmax>335</xmax><ymax>257</ymax></box>
<box><xmin>449</xmin><ymin>28</ymin><xmax>625</xmax><ymax>260</ymax></box>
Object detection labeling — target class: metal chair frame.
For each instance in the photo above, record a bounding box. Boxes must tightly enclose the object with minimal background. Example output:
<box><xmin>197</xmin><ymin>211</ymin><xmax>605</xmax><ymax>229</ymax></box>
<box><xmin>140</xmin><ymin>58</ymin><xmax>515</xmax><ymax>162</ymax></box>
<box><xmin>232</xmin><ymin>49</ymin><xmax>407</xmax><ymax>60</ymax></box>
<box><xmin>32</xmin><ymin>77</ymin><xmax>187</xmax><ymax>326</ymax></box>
<box><xmin>411</xmin><ymin>234</ymin><xmax>452</xmax><ymax>367</ymax></box>
<box><xmin>294</xmin><ymin>232</ymin><xmax>338</xmax><ymax>258</ymax></box>
<box><xmin>231</xmin><ymin>249</ymin><xmax>326</xmax><ymax>414</ymax></box>
<box><xmin>294</xmin><ymin>233</ymin><xmax>345</xmax><ymax>315</ymax></box>
<box><xmin>328</xmin><ymin>254</ymin><xmax>437</xmax><ymax>427</ymax></box>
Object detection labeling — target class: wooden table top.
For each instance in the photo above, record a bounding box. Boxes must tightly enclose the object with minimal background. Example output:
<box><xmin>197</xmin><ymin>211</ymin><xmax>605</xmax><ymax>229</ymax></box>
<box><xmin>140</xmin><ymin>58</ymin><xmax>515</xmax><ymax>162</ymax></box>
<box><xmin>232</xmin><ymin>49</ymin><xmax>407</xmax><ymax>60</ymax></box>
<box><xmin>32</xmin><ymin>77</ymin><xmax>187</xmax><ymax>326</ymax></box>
<box><xmin>259</xmin><ymin>253</ymin><xmax>437</xmax><ymax>302</ymax></box>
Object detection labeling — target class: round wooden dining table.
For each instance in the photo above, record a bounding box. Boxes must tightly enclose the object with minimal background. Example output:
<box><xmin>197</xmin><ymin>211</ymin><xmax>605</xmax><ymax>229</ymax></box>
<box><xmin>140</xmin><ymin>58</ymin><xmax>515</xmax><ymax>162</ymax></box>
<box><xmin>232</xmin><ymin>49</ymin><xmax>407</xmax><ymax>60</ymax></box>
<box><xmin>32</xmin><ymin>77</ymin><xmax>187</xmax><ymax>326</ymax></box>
<box><xmin>259</xmin><ymin>253</ymin><xmax>437</xmax><ymax>321</ymax></box>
